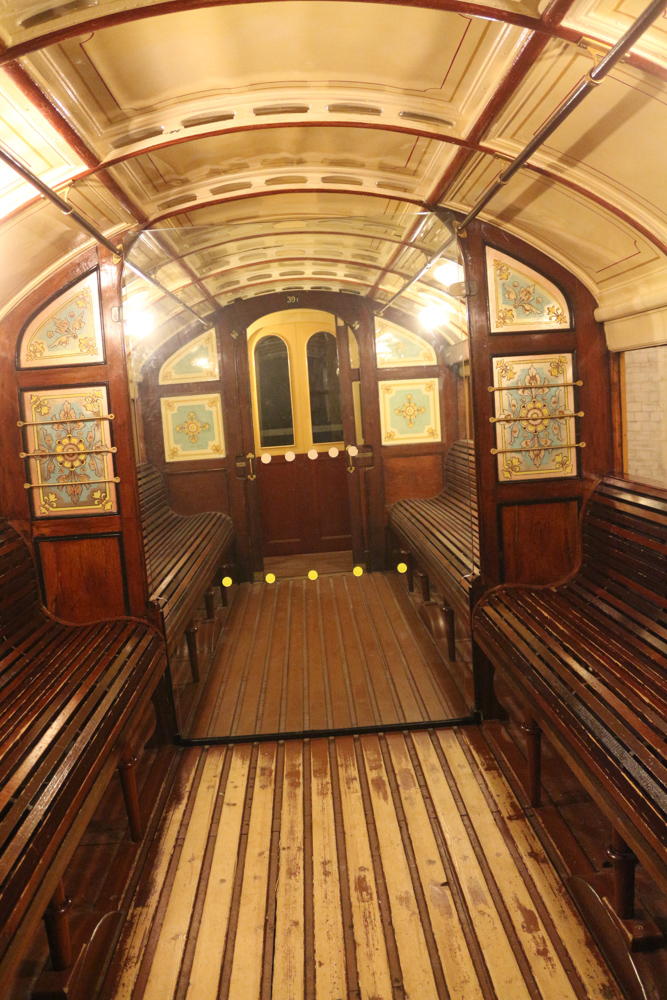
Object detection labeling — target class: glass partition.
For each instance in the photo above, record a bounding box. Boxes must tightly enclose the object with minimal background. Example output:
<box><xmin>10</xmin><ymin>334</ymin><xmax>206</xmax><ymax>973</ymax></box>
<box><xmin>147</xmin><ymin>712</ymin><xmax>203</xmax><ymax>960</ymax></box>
<box><xmin>307</xmin><ymin>331</ymin><xmax>344</xmax><ymax>443</ymax></box>
<box><xmin>255</xmin><ymin>335</ymin><xmax>295</xmax><ymax>448</ymax></box>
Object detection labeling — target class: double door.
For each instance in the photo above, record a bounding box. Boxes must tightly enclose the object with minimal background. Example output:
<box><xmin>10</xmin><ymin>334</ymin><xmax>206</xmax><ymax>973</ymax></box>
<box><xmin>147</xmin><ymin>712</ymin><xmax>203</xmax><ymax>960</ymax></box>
<box><xmin>237</xmin><ymin>309</ymin><xmax>362</xmax><ymax>561</ymax></box>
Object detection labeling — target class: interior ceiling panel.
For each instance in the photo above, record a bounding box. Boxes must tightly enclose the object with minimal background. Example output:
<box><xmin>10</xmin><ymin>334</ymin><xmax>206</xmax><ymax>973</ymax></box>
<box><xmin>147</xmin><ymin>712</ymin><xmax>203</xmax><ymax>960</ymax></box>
<box><xmin>486</xmin><ymin>38</ymin><xmax>667</xmax><ymax>239</ymax></box>
<box><xmin>446</xmin><ymin>151</ymin><xmax>663</xmax><ymax>289</ymax></box>
<box><xmin>1</xmin><ymin>0</ymin><xmax>667</xmax><ymax>328</ymax></box>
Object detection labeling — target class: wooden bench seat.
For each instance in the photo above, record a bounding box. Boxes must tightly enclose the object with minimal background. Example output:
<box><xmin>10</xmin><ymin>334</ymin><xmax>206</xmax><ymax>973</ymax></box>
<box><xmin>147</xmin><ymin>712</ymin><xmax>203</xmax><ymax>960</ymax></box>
<box><xmin>388</xmin><ymin>439</ymin><xmax>479</xmax><ymax>658</ymax></box>
<box><xmin>137</xmin><ymin>464</ymin><xmax>235</xmax><ymax>680</ymax></box>
<box><xmin>0</xmin><ymin>518</ymin><xmax>168</xmax><ymax>987</ymax></box>
<box><xmin>472</xmin><ymin>476</ymin><xmax>667</xmax><ymax>939</ymax></box>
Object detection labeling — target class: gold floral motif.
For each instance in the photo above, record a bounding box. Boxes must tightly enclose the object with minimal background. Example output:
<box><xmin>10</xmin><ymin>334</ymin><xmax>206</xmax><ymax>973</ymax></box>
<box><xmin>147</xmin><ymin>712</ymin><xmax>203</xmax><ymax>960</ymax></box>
<box><xmin>503</xmin><ymin>456</ymin><xmax>523</xmax><ymax>479</ymax></box>
<box><xmin>26</xmin><ymin>341</ymin><xmax>45</xmax><ymax>362</ymax></box>
<box><xmin>82</xmin><ymin>391</ymin><xmax>102</xmax><ymax>412</ymax></box>
<box><xmin>31</xmin><ymin>395</ymin><xmax>51</xmax><ymax>416</ymax></box>
<box><xmin>165</xmin><ymin>401</ymin><xmax>176</xmax><ymax>412</ymax></box>
<box><xmin>549</xmin><ymin>356</ymin><xmax>568</xmax><ymax>377</ymax></box>
<box><xmin>547</xmin><ymin>304</ymin><xmax>567</xmax><ymax>324</ymax></box>
<box><xmin>493</xmin><ymin>259</ymin><xmax>510</xmax><ymax>281</ymax></box>
<box><xmin>92</xmin><ymin>489</ymin><xmax>113</xmax><ymax>511</ymax></box>
<box><xmin>78</xmin><ymin>336</ymin><xmax>97</xmax><ymax>355</ymax></box>
<box><xmin>553</xmin><ymin>453</ymin><xmax>572</xmax><ymax>472</ymax></box>
<box><xmin>394</xmin><ymin>393</ymin><xmax>425</xmax><ymax>428</ymax></box>
<box><xmin>39</xmin><ymin>492</ymin><xmax>58</xmax><ymax>514</ymax></box>
<box><xmin>211</xmin><ymin>444</ymin><xmax>223</xmax><ymax>455</ymax></box>
<box><xmin>55</xmin><ymin>434</ymin><xmax>87</xmax><ymax>470</ymax></box>
<box><xmin>176</xmin><ymin>411</ymin><xmax>210</xmax><ymax>443</ymax></box>
<box><xmin>385</xmin><ymin>429</ymin><xmax>397</xmax><ymax>440</ymax></box>
<box><xmin>496</xmin><ymin>359</ymin><xmax>517</xmax><ymax>381</ymax></box>
<box><xmin>382</xmin><ymin>384</ymin><xmax>394</xmax><ymax>395</ymax></box>
<box><xmin>169</xmin><ymin>446</ymin><xmax>179</xmax><ymax>459</ymax></box>
<box><xmin>497</xmin><ymin>307</ymin><xmax>515</xmax><ymax>327</ymax></box>
<box><xmin>427</xmin><ymin>426</ymin><xmax>437</xmax><ymax>437</ymax></box>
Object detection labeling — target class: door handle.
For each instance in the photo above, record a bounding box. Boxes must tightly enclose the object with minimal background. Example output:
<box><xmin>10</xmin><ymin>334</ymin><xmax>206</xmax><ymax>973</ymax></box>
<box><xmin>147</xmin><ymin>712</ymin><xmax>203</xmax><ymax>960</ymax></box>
<box><xmin>246</xmin><ymin>452</ymin><xmax>257</xmax><ymax>481</ymax></box>
<box><xmin>345</xmin><ymin>444</ymin><xmax>358</xmax><ymax>473</ymax></box>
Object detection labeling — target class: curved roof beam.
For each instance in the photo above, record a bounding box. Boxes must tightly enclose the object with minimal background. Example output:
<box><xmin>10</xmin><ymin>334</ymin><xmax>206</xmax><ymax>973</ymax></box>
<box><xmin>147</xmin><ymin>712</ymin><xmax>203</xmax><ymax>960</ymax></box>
<box><xmin>1</xmin><ymin>0</ymin><xmax>666</xmax><ymax>83</ymax></box>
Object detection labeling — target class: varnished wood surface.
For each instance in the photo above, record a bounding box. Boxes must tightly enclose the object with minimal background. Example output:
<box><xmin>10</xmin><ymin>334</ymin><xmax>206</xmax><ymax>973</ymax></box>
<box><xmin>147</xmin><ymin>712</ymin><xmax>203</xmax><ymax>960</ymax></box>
<box><xmin>102</xmin><ymin>728</ymin><xmax>623</xmax><ymax>1000</ymax></box>
<box><xmin>190</xmin><ymin>571</ymin><xmax>466</xmax><ymax>738</ymax></box>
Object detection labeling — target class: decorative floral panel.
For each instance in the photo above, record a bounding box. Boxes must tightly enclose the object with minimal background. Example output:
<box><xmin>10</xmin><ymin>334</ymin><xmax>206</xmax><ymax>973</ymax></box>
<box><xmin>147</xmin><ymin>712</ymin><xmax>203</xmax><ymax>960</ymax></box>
<box><xmin>158</xmin><ymin>329</ymin><xmax>219</xmax><ymax>384</ymax></box>
<box><xmin>161</xmin><ymin>394</ymin><xmax>225</xmax><ymax>462</ymax></box>
<box><xmin>378</xmin><ymin>379</ymin><xmax>441</xmax><ymax>446</ymax></box>
<box><xmin>375</xmin><ymin>319</ymin><xmax>437</xmax><ymax>367</ymax></box>
<box><xmin>18</xmin><ymin>272</ymin><xmax>104</xmax><ymax>368</ymax></box>
<box><xmin>492</xmin><ymin>353</ymin><xmax>579</xmax><ymax>482</ymax></box>
<box><xmin>486</xmin><ymin>247</ymin><xmax>570</xmax><ymax>333</ymax></box>
<box><xmin>21</xmin><ymin>386</ymin><xmax>117</xmax><ymax>517</ymax></box>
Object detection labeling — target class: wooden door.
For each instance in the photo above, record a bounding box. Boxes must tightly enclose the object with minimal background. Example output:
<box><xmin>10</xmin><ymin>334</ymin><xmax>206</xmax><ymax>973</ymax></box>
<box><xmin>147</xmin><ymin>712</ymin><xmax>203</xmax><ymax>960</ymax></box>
<box><xmin>247</xmin><ymin>310</ymin><xmax>354</xmax><ymax>558</ymax></box>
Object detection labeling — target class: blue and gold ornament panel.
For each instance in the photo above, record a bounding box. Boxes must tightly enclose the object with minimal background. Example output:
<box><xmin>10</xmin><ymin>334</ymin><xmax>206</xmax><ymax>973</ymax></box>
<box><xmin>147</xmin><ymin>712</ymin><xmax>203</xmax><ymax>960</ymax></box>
<box><xmin>19</xmin><ymin>272</ymin><xmax>104</xmax><ymax>368</ymax></box>
<box><xmin>486</xmin><ymin>248</ymin><xmax>570</xmax><ymax>333</ymax></box>
<box><xmin>378</xmin><ymin>379</ymin><xmax>441</xmax><ymax>446</ymax></box>
<box><xmin>161</xmin><ymin>394</ymin><xmax>225</xmax><ymax>462</ymax></box>
<box><xmin>492</xmin><ymin>353</ymin><xmax>579</xmax><ymax>482</ymax></box>
<box><xmin>22</xmin><ymin>386</ymin><xmax>117</xmax><ymax>517</ymax></box>
<box><xmin>159</xmin><ymin>329</ymin><xmax>219</xmax><ymax>384</ymax></box>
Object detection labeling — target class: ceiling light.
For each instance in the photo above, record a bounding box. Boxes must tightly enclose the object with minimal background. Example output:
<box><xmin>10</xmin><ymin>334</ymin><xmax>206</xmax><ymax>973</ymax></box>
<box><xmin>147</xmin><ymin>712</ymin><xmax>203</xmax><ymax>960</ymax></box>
<box><xmin>123</xmin><ymin>310</ymin><xmax>154</xmax><ymax>342</ymax></box>
<box><xmin>419</xmin><ymin>304</ymin><xmax>450</xmax><ymax>331</ymax></box>
<box><xmin>433</xmin><ymin>261</ymin><xmax>463</xmax><ymax>287</ymax></box>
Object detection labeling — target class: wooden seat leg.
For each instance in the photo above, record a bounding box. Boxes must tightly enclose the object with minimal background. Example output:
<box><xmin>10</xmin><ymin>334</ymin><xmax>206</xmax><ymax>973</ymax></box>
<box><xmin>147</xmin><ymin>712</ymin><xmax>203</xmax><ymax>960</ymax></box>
<box><xmin>442</xmin><ymin>604</ymin><xmax>456</xmax><ymax>661</ymax></box>
<box><xmin>149</xmin><ymin>671</ymin><xmax>177</xmax><ymax>746</ymax></box>
<box><xmin>521</xmin><ymin>714</ymin><xmax>542</xmax><ymax>807</ymax></box>
<box><xmin>416</xmin><ymin>569</ymin><xmax>430</xmax><ymax>603</ymax></box>
<box><xmin>185</xmin><ymin>620</ymin><xmax>200</xmax><ymax>682</ymax></box>
<box><xmin>399</xmin><ymin>550</ymin><xmax>413</xmax><ymax>591</ymax></box>
<box><xmin>118</xmin><ymin>745</ymin><xmax>143</xmax><ymax>842</ymax></box>
<box><xmin>43</xmin><ymin>880</ymin><xmax>72</xmax><ymax>972</ymax></box>
<box><xmin>204</xmin><ymin>586</ymin><xmax>215</xmax><ymax>620</ymax></box>
<box><xmin>608</xmin><ymin>829</ymin><xmax>638</xmax><ymax>921</ymax></box>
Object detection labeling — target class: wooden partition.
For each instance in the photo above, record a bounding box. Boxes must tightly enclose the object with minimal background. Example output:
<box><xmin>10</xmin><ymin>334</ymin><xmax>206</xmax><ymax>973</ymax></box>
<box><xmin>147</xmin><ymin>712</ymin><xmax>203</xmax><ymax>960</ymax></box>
<box><xmin>137</xmin><ymin>289</ymin><xmax>465</xmax><ymax>578</ymax></box>
<box><xmin>462</xmin><ymin>219</ymin><xmax>614</xmax><ymax>591</ymax></box>
<box><xmin>0</xmin><ymin>247</ymin><xmax>148</xmax><ymax>622</ymax></box>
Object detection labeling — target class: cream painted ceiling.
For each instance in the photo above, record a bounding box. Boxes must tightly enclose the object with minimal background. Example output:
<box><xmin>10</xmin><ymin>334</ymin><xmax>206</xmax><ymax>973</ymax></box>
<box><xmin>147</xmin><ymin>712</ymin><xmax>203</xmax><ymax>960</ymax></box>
<box><xmin>1</xmin><ymin>0</ymin><xmax>667</xmax><ymax>351</ymax></box>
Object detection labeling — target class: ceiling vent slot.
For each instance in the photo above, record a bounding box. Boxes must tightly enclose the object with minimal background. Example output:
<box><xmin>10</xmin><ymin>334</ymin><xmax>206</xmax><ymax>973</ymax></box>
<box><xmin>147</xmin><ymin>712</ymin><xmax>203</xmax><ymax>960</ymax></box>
<box><xmin>110</xmin><ymin>126</ymin><xmax>164</xmax><ymax>149</ymax></box>
<box><xmin>283</xmin><ymin>286</ymin><xmax>304</xmax><ymax>290</ymax></box>
<box><xmin>279</xmin><ymin>270</ymin><xmax>305</xmax><ymax>276</ymax></box>
<box><xmin>218</xmin><ymin>280</ymin><xmax>240</xmax><ymax>289</ymax></box>
<box><xmin>399</xmin><ymin>111</ymin><xmax>454</xmax><ymax>128</ymax></box>
<box><xmin>210</xmin><ymin>181</ymin><xmax>252</xmax><ymax>195</ymax></box>
<box><xmin>253</xmin><ymin>104</ymin><xmax>310</xmax><ymax>116</ymax></box>
<box><xmin>321</xmin><ymin>175</ymin><xmax>363</xmax><ymax>186</ymax></box>
<box><xmin>157</xmin><ymin>193</ymin><xmax>196</xmax><ymax>209</ymax></box>
<box><xmin>265</xmin><ymin>175</ymin><xmax>308</xmax><ymax>186</ymax></box>
<box><xmin>311</xmin><ymin>286</ymin><xmax>333</xmax><ymax>290</ymax></box>
<box><xmin>239</xmin><ymin>251</ymin><xmax>268</xmax><ymax>261</ymax></box>
<box><xmin>21</xmin><ymin>0</ymin><xmax>96</xmax><ymax>28</ymax></box>
<box><xmin>328</xmin><ymin>103</ymin><xmax>381</xmax><ymax>116</ymax></box>
<box><xmin>342</xmin><ymin>288</ymin><xmax>361</xmax><ymax>294</ymax></box>
<box><xmin>376</xmin><ymin>181</ymin><xmax>409</xmax><ymax>192</ymax></box>
<box><xmin>182</xmin><ymin>111</ymin><xmax>235</xmax><ymax>128</ymax></box>
<box><xmin>247</xmin><ymin>273</ymin><xmax>272</xmax><ymax>281</ymax></box>
<box><xmin>312</xmin><ymin>270</ymin><xmax>337</xmax><ymax>276</ymax></box>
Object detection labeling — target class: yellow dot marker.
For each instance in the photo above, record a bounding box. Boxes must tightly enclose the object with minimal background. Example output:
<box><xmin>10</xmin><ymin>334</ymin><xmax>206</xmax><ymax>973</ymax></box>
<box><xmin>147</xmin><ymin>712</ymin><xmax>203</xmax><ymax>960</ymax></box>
<box><xmin>397</xmin><ymin>562</ymin><xmax>408</xmax><ymax>574</ymax></box>
<box><xmin>308</xmin><ymin>570</ymin><xmax>318</xmax><ymax>581</ymax></box>
<box><xmin>265</xmin><ymin>572</ymin><xmax>276</xmax><ymax>584</ymax></box>
<box><xmin>222</xmin><ymin>576</ymin><xmax>233</xmax><ymax>587</ymax></box>
<box><xmin>353</xmin><ymin>566</ymin><xmax>364</xmax><ymax>577</ymax></box>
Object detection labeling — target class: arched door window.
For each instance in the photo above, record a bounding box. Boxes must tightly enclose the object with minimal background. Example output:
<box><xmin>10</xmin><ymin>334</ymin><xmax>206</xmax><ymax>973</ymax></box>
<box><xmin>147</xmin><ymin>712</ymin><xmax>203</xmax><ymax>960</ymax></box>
<box><xmin>254</xmin><ymin>335</ymin><xmax>295</xmax><ymax>448</ymax></box>
<box><xmin>306</xmin><ymin>331</ymin><xmax>343</xmax><ymax>444</ymax></box>
<box><xmin>249</xmin><ymin>311</ymin><xmax>345</xmax><ymax>455</ymax></box>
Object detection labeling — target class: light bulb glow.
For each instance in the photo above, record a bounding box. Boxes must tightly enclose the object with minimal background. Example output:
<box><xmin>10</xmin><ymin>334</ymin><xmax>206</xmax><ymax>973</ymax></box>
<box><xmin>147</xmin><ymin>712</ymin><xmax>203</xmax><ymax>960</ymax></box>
<box><xmin>419</xmin><ymin>304</ymin><xmax>450</xmax><ymax>330</ymax></box>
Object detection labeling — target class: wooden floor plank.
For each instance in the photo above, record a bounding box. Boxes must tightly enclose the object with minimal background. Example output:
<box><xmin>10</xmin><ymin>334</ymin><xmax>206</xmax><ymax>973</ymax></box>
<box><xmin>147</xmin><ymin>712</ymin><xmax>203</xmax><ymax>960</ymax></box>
<box><xmin>360</xmin><ymin>735</ymin><xmax>440</xmax><ymax>999</ymax></box>
<box><xmin>438</xmin><ymin>729</ymin><xmax>580</xmax><ymax>1000</ymax></box>
<box><xmin>463</xmin><ymin>729</ymin><xmax>626</xmax><ymax>1000</ymax></box>
<box><xmin>198</xmin><ymin>573</ymin><xmax>463</xmax><ymax>738</ymax></box>
<box><xmin>385</xmin><ymin>733</ymin><xmax>485</xmax><ymax>1000</ymax></box>
<box><xmin>227</xmin><ymin>742</ymin><xmax>278</xmax><ymax>999</ymax></box>
<box><xmin>142</xmin><ymin>749</ymin><xmax>226</xmax><ymax>1000</ymax></box>
<box><xmin>412</xmin><ymin>730</ymin><xmax>533</xmax><ymax>1000</ymax></box>
<box><xmin>335</xmin><ymin>736</ymin><xmax>393</xmax><ymax>1000</ymax></box>
<box><xmin>272</xmin><ymin>741</ymin><xmax>305</xmax><ymax>999</ymax></box>
<box><xmin>109</xmin><ymin>751</ymin><xmax>200</xmax><ymax>1000</ymax></box>
<box><xmin>185</xmin><ymin>745</ymin><xmax>252</xmax><ymax>1000</ymax></box>
<box><xmin>310</xmin><ymin>739</ymin><xmax>347</xmax><ymax>1000</ymax></box>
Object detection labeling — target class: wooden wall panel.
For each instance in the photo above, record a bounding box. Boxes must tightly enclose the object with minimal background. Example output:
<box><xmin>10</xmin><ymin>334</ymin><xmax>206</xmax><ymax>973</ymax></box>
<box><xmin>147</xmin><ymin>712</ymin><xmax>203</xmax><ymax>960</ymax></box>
<box><xmin>36</xmin><ymin>534</ymin><xmax>127</xmax><ymax>621</ymax></box>
<box><xmin>500</xmin><ymin>500</ymin><xmax>580</xmax><ymax>585</ymax></box>
<box><xmin>164</xmin><ymin>468</ymin><xmax>231</xmax><ymax>517</ymax></box>
<box><xmin>383</xmin><ymin>455</ymin><xmax>444</xmax><ymax>506</ymax></box>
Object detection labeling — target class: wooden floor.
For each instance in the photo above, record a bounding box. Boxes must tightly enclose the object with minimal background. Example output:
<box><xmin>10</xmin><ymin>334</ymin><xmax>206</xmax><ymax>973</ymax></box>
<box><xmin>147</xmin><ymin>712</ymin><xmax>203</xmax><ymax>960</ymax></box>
<box><xmin>263</xmin><ymin>549</ymin><xmax>354</xmax><ymax>578</ymax></box>
<box><xmin>102</xmin><ymin>726</ymin><xmax>623</xmax><ymax>1000</ymax></box>
<box><xmin>189</xmin><ymin>571</ymin><xmax>466</xmax><ymax>738</ymax></box>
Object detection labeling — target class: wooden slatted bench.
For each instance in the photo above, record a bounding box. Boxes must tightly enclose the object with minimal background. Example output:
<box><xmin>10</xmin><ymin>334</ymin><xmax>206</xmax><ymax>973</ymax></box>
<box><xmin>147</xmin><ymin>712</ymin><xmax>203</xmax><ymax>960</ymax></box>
<box><xmin>388</xmin><ymin>439</ymin><xmax>479</xmax><ymax>659</ymax></box>
<box><xmin>472</xmin><ymin>475</ymin><xmax>667</xmax><ymax>944</ymax></box>
<box><xmin>0</xmin><ymin>517</ymin><xmax>168</xmax><ymax>989</ymax></box>
<box><xmin>137</xmin><ymin>463</ymin><xmax>235</xmax><ymax>681</ymax></box>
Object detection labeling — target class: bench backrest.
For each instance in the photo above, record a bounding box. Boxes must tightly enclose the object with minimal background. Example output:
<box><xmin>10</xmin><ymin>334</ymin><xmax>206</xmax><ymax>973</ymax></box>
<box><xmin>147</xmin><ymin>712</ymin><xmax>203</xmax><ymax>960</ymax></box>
<box><xmin>580</xmin><ymin>476</ymin><xmax>667</xmax><ymax>646</ymax></box>
<box><xmin>137</xmin><ymin>463</ymin><xmax>170</xmax><ymax>518</ymax></box>
<box><xmin>444</xmin><ymin>440</ymin><xmax>477</xmax><ymax>507</ymax></box>
<box><xmin>0</xmin><ymin>520</ymin><xmax>44</xmax><ymax>644</ymax></box>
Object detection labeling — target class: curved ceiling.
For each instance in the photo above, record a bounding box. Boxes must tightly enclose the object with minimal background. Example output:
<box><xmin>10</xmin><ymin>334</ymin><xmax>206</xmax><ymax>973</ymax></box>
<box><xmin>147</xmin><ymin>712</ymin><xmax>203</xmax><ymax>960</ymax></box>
<box><xmin>1</xmin><ymin>0</ymin><xmax>667</xmax><ymax>349</ymax></box>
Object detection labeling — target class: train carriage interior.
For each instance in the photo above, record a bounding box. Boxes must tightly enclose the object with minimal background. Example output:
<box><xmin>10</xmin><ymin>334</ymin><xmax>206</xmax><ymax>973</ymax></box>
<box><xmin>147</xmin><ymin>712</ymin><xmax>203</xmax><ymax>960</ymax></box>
<box><xmin>2</xmin><ymin>0</ymin><xmax>667</xmax><ymax>997</ymax></box>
